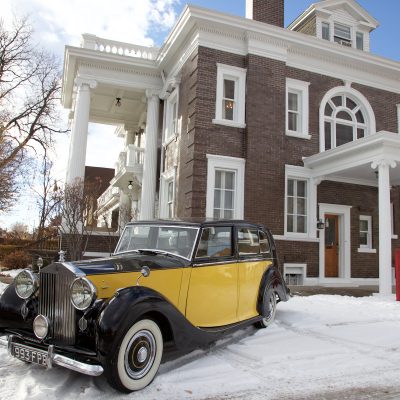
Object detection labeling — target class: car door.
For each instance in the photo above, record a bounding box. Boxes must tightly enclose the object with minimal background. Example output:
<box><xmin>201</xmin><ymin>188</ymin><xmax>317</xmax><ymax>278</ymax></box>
<box><xmin>236</xmin><ymin>227</ymin><xmax>273</xmax><ymax>321</ymax></box>
<box><xmin>185</xmin><ymin>225</ymin><xmax>239</xmax><ymax>327</ymax></box>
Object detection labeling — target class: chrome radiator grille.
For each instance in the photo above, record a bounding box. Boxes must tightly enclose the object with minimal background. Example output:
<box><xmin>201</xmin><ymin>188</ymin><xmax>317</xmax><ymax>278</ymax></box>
<box><xmin>39</xmin><ymin>265</ymin><xmax>76</xmax><ymax>345</ymax></box>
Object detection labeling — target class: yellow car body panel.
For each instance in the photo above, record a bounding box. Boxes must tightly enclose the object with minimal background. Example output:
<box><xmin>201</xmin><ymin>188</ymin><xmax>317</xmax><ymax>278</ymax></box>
<box><xmin>87</xmin><ymin>268</ymin><xmax>184</xmax><ymax>309</ymax></box>
<box><xmin>185</xmin><ymin>262</ymin><xmax>239</xmax><ymax>327</ymax></box>
<box><xmin>237</xmin><ymin>260</ymin><xmax>272</xmax><ymax>321</ymax></box>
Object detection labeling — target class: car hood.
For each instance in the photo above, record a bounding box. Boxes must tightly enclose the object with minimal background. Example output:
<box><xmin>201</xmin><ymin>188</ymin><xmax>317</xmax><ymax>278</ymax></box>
<box><xmin>63</xmin><ymin>252</ymin><xmax>191</xmax><ymax>275</ymax></box>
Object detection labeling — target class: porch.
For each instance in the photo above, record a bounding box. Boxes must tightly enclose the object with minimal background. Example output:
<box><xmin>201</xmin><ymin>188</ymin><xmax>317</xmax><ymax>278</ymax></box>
<box><xmin>303</xmin><ymin>130</ymin><xmax>400</xmax><ymax>295</ymax></box>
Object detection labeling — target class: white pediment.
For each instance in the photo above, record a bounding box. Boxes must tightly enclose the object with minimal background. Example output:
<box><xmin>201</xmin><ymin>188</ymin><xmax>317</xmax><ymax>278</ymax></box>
<box><xmin>313</xmin><ymin>0</ymin><xmax>379</xmax><ymax>29</ymax></box>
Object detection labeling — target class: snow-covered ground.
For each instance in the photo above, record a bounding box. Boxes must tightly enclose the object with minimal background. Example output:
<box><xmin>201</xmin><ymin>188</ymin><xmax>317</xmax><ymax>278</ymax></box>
<box><xmin>1</xmin><ymin>288</ymin><xmax>400</xmax><ymax>400</ymax></box>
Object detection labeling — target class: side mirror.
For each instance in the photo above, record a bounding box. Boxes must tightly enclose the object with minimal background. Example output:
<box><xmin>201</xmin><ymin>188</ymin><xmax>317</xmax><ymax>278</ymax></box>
<box><xmin>136</xmin><ymin>266</ymin><xmax>150</xmax><ymax>286</ymax></box>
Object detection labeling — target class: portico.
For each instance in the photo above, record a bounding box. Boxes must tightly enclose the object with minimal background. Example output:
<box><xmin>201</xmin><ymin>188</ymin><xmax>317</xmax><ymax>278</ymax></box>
<box><xmin>304</xmin><ymin>131</ymin><xmax>400</xmax><ymax>295</ymax></box>
<box><xmin>62</xmin><ymin>35</ymin><xmax>164</xmax><ymax>224</ymax></box>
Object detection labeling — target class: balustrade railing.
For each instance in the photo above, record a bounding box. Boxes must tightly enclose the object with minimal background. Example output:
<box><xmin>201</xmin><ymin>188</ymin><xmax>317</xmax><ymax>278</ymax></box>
<box><xmin>81</xmin><ymin>34</ymin><xmax>159</xmax><ymax>60</ymax></box>
<box><xmin>97</xmin><ymin>186</ymin><xmax>120</xmax><ymax>208</ymax></box>
<box><xmin>127</xmin><ymin>145</ymin><xmax>145</xmax><ymax>166</ymax></box>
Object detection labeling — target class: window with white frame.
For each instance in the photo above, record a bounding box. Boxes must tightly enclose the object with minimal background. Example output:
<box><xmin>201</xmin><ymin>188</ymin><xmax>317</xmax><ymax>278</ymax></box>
<box><xmin>213</xmin><ymin>64</ymin><xmax>246</xmax><ymax>128</ymax></box>
<box><xmin>164</xmin><ymin>89</ymin><xmax>179</xmax><ymax>143</ymax></box>
<box><xmin>286</xmin><ymin>79</ymin><xmax>310</xmax><ymax>139</ymax></box>
<box><xmin>160</xmin><ymin>171</ymin><xmax>175</xmax><ymax>219</ymax></box>
<box><xmin>286</xmin><ymin>179</ymin><xmax>308</xmax><ymax>234</ymax></box>
<box><xmin>206</xmin><ymin>154</ymin><xmax>245</xmax><ymax>220</ymax></box>
<box><xmin>356</xmin><ymin>32</ymin><xmax>364</xmax><ymax>50</ymax></box>
<box><xmin>323</xmin><ymin>93</ymin><xmax>369</xmax><ymax>151</ymax></box>
<box><xmin>359</xmin><ymin>215</ymin><xmax>372</xmax><ymax>249</ymax></box>
<box><xmin>322</xmin><ymin>22</ymin><xmax>330</xmax><ymax>41</ymax></box>
<box><xmin>334</xmin><ymin>23</ymin><xmax>352</xmax><ymax>46</ymax></box>
<box><xmin>167</xmin><ymin>180</ymin><xmax>174</xmax><ymax>219</ymax></box>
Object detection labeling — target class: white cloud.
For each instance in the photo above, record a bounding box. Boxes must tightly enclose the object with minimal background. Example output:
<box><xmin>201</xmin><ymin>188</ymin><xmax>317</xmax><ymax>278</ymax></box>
<box><xmin>0</xmin><ymin>0</ymin><xmax>181</xmax><ymax>229</ymax></box>
<box><xmin>2</xmin><ymin>0</ymin><xmax>181</xmax><ymax>57</ymax></box>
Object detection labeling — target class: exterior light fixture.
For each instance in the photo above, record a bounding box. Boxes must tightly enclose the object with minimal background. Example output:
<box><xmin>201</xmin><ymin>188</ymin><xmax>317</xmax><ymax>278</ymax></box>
<box><xmin>128</xmin><ymin>181</ymin><xmax>133</xmax><ymax>190</ymax></box>
<box><xmin>115</xmin><ymin>97</ymin><xmax>122</xmax><ymax>107</ymax></box>
<box><xmin>317</xmin><ymin>219</ymin><xmax>325</xmax><ymax>230</ymax></box>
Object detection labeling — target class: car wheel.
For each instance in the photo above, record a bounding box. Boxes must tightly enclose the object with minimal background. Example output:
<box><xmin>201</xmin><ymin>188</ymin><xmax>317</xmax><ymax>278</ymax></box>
<box><xmin>107</xmin><ymin>319</ymin><xmax>163</xmax><ymax>392</ymax></box>
<box><xmin>255</xmin><ymin>286</ymin><xmax>277</xmax><ymax>329</ymax></box>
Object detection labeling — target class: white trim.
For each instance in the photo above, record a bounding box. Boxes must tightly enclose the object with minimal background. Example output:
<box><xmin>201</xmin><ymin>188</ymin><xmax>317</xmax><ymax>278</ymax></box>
<box><xmin>273</xmin><ymin>235</ymin><xmax>320</xmax><ymax>243</ymax></box>
<box><xmin>206</xmin><ymin>154</ymin><xmax>245</xmax><ymax>220</ymax></box>
<box><xmin>286</xmin><ymin>78</ymin><xmax>310</xmax><ymax>139</ymax></box>
<box><xmin>319</xmin><ymin>203</ymin><xmax>352</xmax><ymax>281</ymax></box>
<box><xmin>212</xmin><ymin>119</ymin><xmax>246</xmax><ymax>129</ymax></box>
<box><xmin>215</xmin><ymin>64</ymin><xmax>247</xmax><ymax>127</ymax></box>
<box><xmin>357</xmin><ymin>248</ymin><xmax>376</xmax><ymax>253</ymax></box>
<box><xmin>397</xmin><ymin>104</ymin><xmax>400</xmax><ymax>134</ymax></box>
<box><xmin>319</xmin><ymin>86</ymin><xmax>376</xmax><ymax>153</ymax></box>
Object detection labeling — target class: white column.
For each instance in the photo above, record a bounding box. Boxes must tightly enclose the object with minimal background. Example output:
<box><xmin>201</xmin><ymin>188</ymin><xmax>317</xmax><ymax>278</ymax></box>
<box><xmin>140</xmin><ymin>90</ymin><xmax>160</xmax><ymax>220</ymax></box>
<box><xmin>66</xmin><ymin>78</ymin><xmax>97</xmax><ymax>184</ymax></box>
<box><xmin>118</xmin><ymin>190</ymin><xmax>132</xmax><ymax>229</ymax></box>
<box><xmin>372</xmin><ymin>159</ymin><xmax>397</xmax><ymax>296</ymax></box>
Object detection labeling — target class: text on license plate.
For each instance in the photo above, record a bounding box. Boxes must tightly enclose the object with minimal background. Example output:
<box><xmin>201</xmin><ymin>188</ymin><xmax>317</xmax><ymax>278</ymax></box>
<box><xmin>12</xmin><ymin>344</ymin><xmax>47</xmax><ymax>366</ymax></box>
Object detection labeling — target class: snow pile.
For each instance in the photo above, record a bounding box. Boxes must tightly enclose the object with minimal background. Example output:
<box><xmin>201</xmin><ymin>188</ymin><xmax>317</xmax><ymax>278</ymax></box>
<box><xmin>1</xmin><ymin>295</ymin><xmax>400</xmax><ymax>399</ymax></box>
<box><xmin>0</xmin><ymin>268</ymin><xmax>23</xmax><ymax>278</ymax></box>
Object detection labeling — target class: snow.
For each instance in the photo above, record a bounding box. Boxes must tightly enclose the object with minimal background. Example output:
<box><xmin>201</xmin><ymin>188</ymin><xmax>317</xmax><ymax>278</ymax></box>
<box><xmin>1</xmin><ymin>293</ymin><xmax>400</xmax><ymax>399</ymax></box>
<box><xmin>0</xmin><ymin>268</ymin><xmax>24</xmax><ymax>278</ymax></box>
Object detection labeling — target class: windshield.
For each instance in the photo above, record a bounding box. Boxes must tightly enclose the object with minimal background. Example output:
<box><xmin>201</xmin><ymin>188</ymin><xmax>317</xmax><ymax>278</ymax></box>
<box><xmin>114</xmin><ymin>224</ymin><xmax>200</xmax><ymax>260</ymax></box>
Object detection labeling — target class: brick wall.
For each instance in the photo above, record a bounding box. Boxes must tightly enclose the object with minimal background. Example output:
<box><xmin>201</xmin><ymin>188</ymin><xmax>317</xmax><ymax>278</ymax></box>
<box><xmin>250</xmin><ymin>0</ymin><xmax>284</xmax><ymax>27</ymax></box>
<box><xmin>175</xmin><ymin>45</ymin><xmax>400</xmax><ymax>279</ymax></box>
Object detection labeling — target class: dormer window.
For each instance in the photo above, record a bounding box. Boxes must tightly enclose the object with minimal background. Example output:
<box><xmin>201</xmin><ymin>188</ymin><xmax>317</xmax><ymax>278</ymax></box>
<box><xmin>334</xmin><ymin>23</ymin><xmax>352</xmax><ymax>46</ymax></box>
<box><xmin>356</xmin><ymin>32</ymin><xmax>364</xmax><ymax>50</ymax></box>
<box><xmin>322</xmin><ymin>22</ymin><xmax>330</xmax><ymax>41</ymax></box>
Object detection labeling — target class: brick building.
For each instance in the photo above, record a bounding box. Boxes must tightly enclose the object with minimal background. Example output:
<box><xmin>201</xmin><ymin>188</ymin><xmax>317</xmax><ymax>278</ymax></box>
<box><xmin>61</xmin><ymin>0</ymin><xmax>400</xmax><ymax>293</ymax></box>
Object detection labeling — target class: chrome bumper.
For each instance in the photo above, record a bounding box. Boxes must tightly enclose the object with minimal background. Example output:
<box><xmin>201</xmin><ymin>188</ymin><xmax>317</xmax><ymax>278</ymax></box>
<box><xmin>0</xmin><ymin>335</ymin><xmax>103</xmax><ymax>377</ymax></box>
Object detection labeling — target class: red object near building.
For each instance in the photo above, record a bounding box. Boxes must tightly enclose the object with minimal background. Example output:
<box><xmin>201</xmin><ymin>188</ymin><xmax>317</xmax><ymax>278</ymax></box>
<box><xmin>396</xmin><ymin>250</ymin><xmax>400</xmax><ymax>301</ymax></box>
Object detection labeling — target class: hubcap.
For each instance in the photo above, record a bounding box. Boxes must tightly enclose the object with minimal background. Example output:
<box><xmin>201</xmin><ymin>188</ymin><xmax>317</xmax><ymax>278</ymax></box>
<box><xmin>124</xmin><ymin>330</ymin><xmax>156</xmax><ymax>380</ymax></box>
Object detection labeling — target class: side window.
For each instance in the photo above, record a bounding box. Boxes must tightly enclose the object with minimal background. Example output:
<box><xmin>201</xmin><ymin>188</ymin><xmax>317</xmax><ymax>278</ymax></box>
<box><xmin>259</xmin><ymin>230</ymin><xmax>271</xmax><ymax>255</ymax></box>
<box><xmin>237</xmin><ymin>228</ymin><xmax>260</xmax><ymax>255</ymax></box>
<box><xmin>196</xmin><ymin>226</ymin><xmax>232</xmax><ymax>259</ymax></box>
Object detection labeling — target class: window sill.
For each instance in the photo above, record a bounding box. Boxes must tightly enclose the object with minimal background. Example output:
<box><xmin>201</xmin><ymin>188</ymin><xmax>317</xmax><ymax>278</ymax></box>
<box><xmin>212</xmin><ymin>119</ymin><xmax>246</xmax><ymax>129</ymax></box>
<box><xmin>392</xmin><ymin>234</ymin><xmax>398</xmax><ymax>239</ymax></box>
<box><xmin>286</xmin><ymin>131</ymin><xmax>312</xmax><ymax>140</ymax></box>
<box><xmin>357</xmin><ymin>248</ymin><xmax>376</xmax><ymax>254</ymax></box>
<box><xmin>274</xmin><ymin>234</ymin><xmax>320</xmax><ymax>243</ymax></box>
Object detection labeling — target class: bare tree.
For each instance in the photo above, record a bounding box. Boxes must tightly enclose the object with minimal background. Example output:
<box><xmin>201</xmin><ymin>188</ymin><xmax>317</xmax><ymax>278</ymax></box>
<box><xmin>33</xmin><ymin>156</ymin><xmax>62</xmax><ymax>240</ymax></box>
<box><xmin>58</xmin><ymin>178</ymin><xmax>104</xmax><ymax>261</ymax></box>
<box><xmin>0</xmin><ymin>17</ymin><xmax>65</xmax><ymax>210</ymax></box>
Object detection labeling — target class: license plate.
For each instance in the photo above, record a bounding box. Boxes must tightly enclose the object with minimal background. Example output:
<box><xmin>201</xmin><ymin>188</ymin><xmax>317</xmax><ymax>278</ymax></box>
<box><xmin>11</xmin><ymin>343</ymin><xmax>48</xmax><ymax>367</ymax></box>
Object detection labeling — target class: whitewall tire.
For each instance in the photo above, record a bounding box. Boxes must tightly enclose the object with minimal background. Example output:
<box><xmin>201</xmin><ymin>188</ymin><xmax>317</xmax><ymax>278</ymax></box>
<box><xmin>111</xmin><ymin>319</ymin><xmax>163</xmax><ymax>392</ymax></box>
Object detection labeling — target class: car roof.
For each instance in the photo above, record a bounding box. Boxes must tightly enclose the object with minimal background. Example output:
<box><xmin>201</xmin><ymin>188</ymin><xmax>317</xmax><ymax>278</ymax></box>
<box><xmin>125</xmin><ymin>219</ymin><xmax>268</xmax><ymax>230</ymax></box>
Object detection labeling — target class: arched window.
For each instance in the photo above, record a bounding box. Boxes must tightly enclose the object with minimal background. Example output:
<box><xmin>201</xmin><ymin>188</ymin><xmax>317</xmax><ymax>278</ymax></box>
<box><xmin>320</xmin><ymin>87</ymin><xmax>376</xmax><ymax>152</ymax></box>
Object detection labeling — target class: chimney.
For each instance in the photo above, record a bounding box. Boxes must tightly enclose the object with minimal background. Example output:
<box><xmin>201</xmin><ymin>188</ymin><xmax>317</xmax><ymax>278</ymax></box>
<box><xmin>246</xmin><ymin>0</ymin><xmax>284</xmax><ymax>27</ymax></box>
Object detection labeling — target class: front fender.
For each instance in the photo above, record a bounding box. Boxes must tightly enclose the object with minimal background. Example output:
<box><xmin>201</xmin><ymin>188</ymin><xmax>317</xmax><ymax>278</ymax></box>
<box><xmin>96</xmin><ymin>286</ymin><xmax>219</xmax><ymax>359</ymax></box>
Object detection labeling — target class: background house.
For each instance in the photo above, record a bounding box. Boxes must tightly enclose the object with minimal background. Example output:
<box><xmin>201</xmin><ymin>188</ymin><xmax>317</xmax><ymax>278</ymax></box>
<box><xmin>62</xmin><ymin>0</ymin><xmax>400</xmax><ymax>293</ymax></box>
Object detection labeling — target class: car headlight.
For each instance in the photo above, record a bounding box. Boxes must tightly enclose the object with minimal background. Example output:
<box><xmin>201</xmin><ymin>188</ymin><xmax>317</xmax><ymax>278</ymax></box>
<box><xmin>70</xmin><ymin>277</ymin><xmax>96</xmax><ymax>310</ymax></box>
<box><xmin>15</xmin><ymin>270</ymin><xmax>39</xmax><ymax>299</ymax></box>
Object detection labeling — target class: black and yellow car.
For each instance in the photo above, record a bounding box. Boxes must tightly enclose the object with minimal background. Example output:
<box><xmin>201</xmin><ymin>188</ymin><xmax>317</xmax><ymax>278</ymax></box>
<box><xmin>0</xmin><ymin>220</ymin><xmax>290</xmax><ymax>392</ymax></box>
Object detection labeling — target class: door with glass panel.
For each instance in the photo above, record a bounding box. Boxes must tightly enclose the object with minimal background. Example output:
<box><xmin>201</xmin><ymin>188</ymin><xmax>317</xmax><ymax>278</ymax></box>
<box><xmin>325</xmin><ymin>214</ymin><xmax>339</xmax><ymax>278</ymax></box>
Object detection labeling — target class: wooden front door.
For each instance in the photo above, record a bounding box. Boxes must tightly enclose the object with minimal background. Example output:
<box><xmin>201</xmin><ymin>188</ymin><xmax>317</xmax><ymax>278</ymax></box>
<box><xmin>325</xmin><ymin>214</ymin><xmax>339</xmax><ymax>278</ymax></box>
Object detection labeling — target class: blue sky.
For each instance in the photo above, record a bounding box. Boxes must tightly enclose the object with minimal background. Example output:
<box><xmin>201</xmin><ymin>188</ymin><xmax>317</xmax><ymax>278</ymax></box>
<box><xmin>168</xmin><ymin>0</ymin><xmax>399</xmax><ymax>61</ymax></box>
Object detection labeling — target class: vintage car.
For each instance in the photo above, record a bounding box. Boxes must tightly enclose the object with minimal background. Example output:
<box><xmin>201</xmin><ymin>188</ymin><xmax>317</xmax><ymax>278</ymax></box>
<box><xmin>0</xmin><ymin>220</ymin><xmax>290</xmax><ymax>392</ymax></box>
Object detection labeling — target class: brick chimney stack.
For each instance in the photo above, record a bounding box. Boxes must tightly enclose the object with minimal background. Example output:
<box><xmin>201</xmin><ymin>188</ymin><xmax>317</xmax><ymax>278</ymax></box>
<box><xmin>246</xmin><ymin>0</ymin><xmax>284</xmax><ymax>27</ymax></box>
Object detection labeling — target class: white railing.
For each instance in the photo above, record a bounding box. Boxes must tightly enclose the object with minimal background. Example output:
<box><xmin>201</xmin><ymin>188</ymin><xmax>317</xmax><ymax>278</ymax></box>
<box><xmin>116</xmin><ymin>151</ymin><xmax>127</xmax><ymax>174</ymax></box>
<box><xmin>127</xmin><ymin>145</ymin><xmax>145</xmax><ymax>167</ymax></box>
<box><xmin>81</xmin><ymin>34</ymin><xmax>159</xmax><ymax>60</ymax></box>
<box><xmin>97</xmin><ymin>186</ymin><xmax>120</xmax><ymax>209</ymax></box>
